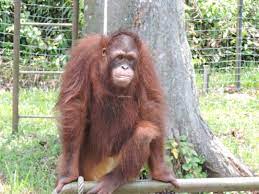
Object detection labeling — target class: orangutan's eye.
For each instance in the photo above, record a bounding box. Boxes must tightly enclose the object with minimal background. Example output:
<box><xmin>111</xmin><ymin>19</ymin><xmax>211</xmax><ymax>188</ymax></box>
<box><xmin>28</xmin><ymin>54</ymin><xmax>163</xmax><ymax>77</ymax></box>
<box><xmin>117</xmin><ymin>55</ymin><xmax>123</xmax><ymax>60</ymax></box>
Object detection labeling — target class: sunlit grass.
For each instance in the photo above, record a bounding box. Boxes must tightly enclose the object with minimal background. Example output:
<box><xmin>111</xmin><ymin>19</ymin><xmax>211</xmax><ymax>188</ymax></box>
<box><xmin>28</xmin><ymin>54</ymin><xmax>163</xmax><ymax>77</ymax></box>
<box><xmin>0</xmin><ymin>89</ymin><xmax>58</xmax><ymax>194</ymax></box>
<box><xmin>199</xmin><ymin>91</ymin><xmax>259</xmax><ymax>172</ymax></box>
<box><xmin>195</xmin><ymin>66</ymin><xmax>259</xmax><ymax>90</ymax></box>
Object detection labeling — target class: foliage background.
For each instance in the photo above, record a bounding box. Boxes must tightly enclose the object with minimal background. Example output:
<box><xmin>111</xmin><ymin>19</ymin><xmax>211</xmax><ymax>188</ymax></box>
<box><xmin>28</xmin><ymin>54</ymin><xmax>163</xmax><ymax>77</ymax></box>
<box><xmin>186</xmin><ymin>0</ymin><xmax>258</xmax><ymax>69</ymax></box>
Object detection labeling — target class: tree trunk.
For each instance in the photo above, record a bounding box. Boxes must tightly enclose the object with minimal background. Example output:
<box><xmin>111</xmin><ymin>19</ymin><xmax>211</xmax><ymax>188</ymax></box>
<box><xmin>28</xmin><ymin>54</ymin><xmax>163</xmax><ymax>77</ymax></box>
<box><xmin>84</xmin><ymin>0</ymin><xmax>253</xmax><ymax>177</ymax></box>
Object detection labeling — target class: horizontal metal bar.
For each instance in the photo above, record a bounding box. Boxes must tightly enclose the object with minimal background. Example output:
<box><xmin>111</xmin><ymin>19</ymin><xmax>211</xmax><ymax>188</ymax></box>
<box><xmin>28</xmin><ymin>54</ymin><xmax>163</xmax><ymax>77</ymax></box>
<box><xmin>19</xmin><ymin>115</ymin><xmax>57</xmax><ymax>119</ymax></box>
<box><xmin>21</xmin><ymin>22</ymin><xmax>72</xmax><ymax>27</ymax></box>
<box><xmin>19</xmin><ymin>43</ymin><xmax>70</xmax><ymax>49</ymax></box>
<box><xmin>20</xmin><ymin>71</ymin><xmax>63</xmax><ymax>74</ymax></box>
<box><xmin>57</xmin><ymin>177</ymin><xmax>259</xmax><ymax>194</ymax></box>
<box><xmin>22</xmin><ymin>2</ymin><xmax>72</xmax><ymax>9</ymax></box>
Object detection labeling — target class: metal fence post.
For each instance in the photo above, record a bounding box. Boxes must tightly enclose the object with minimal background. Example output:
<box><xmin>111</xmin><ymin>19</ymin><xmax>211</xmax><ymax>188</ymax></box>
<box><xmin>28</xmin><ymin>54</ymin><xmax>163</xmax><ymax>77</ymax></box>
<box><xmin>203</xmin><ymin>65</ymin><xmax>210</xmax><ymax>93</ymax></box>
<box><xmin>235</xmin><ymin>0</ymin><xmax>243</xmax><ymax>91</ymax></box>
<box><xmin>12</xmin><ymin>0</ymin><xmax>21</xmax><ymax>133</ymax></box>
<box><xmin>72</xmin><ymin>0</ymin><xmax>79</xmax><ymax>45</ymax></box>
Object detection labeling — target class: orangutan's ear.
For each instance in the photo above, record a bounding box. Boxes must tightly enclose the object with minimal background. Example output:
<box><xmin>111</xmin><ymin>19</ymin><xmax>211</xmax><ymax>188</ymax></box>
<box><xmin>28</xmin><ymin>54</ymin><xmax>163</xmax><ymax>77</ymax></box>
<box><xmin>102</xmin><ymin>48</ymin><xmax>106</xmax><ymax>57</ymax></box>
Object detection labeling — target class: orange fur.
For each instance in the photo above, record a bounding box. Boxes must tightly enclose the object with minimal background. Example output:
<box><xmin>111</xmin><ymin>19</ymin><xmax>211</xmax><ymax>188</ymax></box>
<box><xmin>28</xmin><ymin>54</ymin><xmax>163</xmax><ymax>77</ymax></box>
<box><xmin>55</xmin><ymin>30</ymin><xmax>176</xmax><ymax>193</ymax></box>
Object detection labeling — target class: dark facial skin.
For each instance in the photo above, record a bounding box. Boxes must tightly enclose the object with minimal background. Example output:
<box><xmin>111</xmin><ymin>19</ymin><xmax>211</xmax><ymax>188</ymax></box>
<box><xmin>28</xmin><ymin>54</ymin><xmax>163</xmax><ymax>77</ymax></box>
<box><xmin>106</xmin><ymin>35</ymin><xmax>139</xmax><ymax>88</ymax></box>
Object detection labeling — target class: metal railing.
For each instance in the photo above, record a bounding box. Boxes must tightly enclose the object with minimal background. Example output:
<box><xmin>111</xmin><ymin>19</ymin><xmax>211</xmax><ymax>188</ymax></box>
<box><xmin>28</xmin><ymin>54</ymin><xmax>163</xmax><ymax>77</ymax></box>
<box><xmin>55</xmin><ymin>177</ymin><xmax>259</xmax><ymax>194</ymax></box>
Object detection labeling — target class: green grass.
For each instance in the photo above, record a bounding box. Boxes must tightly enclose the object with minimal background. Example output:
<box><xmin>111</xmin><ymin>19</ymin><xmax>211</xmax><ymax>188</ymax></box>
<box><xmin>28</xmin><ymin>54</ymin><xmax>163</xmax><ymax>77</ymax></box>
<box><xmin>0</xmin><ymin>69</ymin><xmax>258</xmax><ymax>193</ymax></box>
<box><xmin>195</xmin><ymin>66</ymin><xmax>259</xmax><ymax>90</ymax></box>
<box><xmin>199</xmin><ymin>92</ymin><xmax>259</xmax><ymax>172</ymax></box>
<box><xmin>0</xmin><ymin>89</ymin><xmax>58</xmax><ymax>194</ymax></box>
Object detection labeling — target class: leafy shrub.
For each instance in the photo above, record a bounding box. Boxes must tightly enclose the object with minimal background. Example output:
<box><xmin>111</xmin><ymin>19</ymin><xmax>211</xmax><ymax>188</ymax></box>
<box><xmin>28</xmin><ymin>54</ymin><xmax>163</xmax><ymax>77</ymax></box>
<box><xmin>186</xmin><ymin>0</ymin><xmax>258</xmax><ymax>69</ymax></box>
<box><xmin>166</xmin><ymin>136</ymin><xmax>207</xmax><ymax>178</ymax></box>
<box><xmin>138</xmin><ymin>136</ymin><xmax>207</xmax><ymax>179</ymax></box>
<box><xmin>0</xmin><ymin>0</ymin><xmax>85</xmax><ymax>86</ymax></box>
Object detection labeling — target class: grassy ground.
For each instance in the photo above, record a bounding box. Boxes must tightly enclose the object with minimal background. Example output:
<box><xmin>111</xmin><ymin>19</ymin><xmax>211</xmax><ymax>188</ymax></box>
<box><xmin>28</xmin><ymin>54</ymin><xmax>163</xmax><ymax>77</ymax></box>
<box><xmin>0</xmin><ymin>89</ymin><xmax>58</xmax><ymax>193</ymax></box>
<box><xmin>0</xmin><ymin>69</ymin><xmax>258</xmax><ymax>193</ymax></box>
<box><xmin>199</xmin><ymin>92</ymin><xmax>259</xmax><ymax>170</ymax></box>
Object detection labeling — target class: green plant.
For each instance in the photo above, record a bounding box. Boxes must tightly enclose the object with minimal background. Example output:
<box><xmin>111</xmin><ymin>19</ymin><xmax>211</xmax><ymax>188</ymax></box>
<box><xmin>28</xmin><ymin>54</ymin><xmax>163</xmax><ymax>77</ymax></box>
<box><xmin>0</xmin><ymin>0</ymin><xmax>82</xmax><ymax>86</ymax></box>
<box><xmin>139</xmin><ymin>165</ymin><xmax>149</xmax><ymax>180</ymax></box>
<box><xmin>166</xmin><ymin>136</ymin><xmax>207</xmax><ymax>178</ymax></box>
<box><xmin>185</xmin><ymin>0</ymin><xmax>258</xmax><ymax>69</ymax></box>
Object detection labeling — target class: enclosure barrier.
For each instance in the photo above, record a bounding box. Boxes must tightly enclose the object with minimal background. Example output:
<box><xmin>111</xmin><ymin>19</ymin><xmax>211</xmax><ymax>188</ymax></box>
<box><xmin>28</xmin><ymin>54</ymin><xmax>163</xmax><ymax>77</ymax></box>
<box><xmin>13</xmin><ymin>0</ymin><xmax>21</xmax><ymax>133</ymax></box>
<box><xmin>12</xmin><ymin>0</ymin><xmax>79</xmax><ymax>133</ymax></box>
<box><xmin>203</xmin><ymin>65</ymin><xmax>210</xmax><ymax>93</ymax></box>
<box><xmin>235</xmin><ymin>0</ymin><xmax>243</xmax><ymax>91</ymax></box>
<box><xmin>54</xmin><ymin>177</ymin><xmax>259</xmax><ymax>194</ymax></box>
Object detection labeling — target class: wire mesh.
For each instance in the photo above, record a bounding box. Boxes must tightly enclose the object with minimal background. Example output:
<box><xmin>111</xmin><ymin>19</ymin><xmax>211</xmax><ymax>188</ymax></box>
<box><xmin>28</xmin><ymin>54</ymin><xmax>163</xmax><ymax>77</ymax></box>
<box><xmin>0</xmin><ymin>1</ymin><xmax>258</xmax><ymax>122</ymax></box>
<box><xmin>0</xmin><ymin>1</ymin><xmax>74</xmax><ymax>90</ymax></box>
<box><xmin>185</xmin><ymin>1</ymin><xmax>258</xmax><ymax>93</ymax></box>
<box><xmin>0</xmin><ymin>8</ymin><xmax>13</xmax><ymax>87</ymax></box>
<box><xmin>19</xmin><ymin>2</ymin><xmax>72</xmax><ymax>70</ymax></box>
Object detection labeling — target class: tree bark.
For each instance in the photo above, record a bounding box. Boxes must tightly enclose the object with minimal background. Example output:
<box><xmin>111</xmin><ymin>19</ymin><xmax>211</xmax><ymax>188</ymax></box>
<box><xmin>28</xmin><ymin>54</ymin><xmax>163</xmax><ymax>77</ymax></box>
<box><xmin>84</xmin><ymin>0</ymin><xmax>253</xmax><ymax>177</ymax></box>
